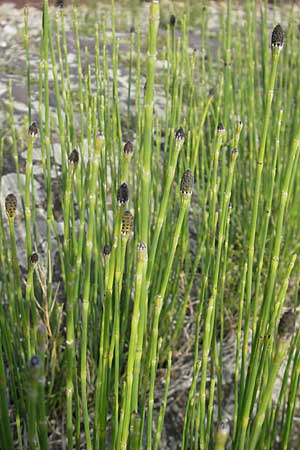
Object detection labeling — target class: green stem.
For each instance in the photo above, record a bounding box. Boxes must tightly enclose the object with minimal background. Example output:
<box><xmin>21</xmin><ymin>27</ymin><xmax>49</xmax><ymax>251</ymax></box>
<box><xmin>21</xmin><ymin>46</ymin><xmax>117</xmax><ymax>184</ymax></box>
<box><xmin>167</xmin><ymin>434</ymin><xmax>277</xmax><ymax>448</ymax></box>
<box><xmin>81</xmin><ymin>131</ymin><xmax>104</xmax><ymax>450</ymax></box>
<box><xmin>140</xmin><ymin>1</ymin><xmax>160</xmax><ymax>245</ymax></box>
<box><xmin>119</xmin><ymin>243</ymin><xmax>148</xmax><ymax>450</ymax></box>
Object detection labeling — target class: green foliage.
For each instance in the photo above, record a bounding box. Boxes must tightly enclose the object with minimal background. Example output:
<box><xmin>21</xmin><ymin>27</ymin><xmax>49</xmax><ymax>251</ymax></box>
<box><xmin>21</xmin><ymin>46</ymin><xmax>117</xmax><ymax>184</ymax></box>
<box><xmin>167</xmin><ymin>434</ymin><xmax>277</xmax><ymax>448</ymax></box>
<box><xmin>0</xmin><ymin>1</ymin><xmax>300</xmax><ymax>449</ymax></box>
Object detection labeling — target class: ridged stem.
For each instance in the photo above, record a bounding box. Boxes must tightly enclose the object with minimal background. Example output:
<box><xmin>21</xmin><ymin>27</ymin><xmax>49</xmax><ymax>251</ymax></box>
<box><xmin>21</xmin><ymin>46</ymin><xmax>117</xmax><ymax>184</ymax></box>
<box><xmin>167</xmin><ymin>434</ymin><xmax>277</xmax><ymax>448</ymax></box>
<box><xmin>140</xmin><ymin>1</ymin><xmax>160</xmax><ymax>244</ymax></box>
<box><xmin>0</xmin><ymin>336</ymin><xmax>14</xmax><ymax>450</ymax></box>
<box><xmin>65</xmin><ymin>161</ymin><xmax>77</xmax><ymax>450</ymax></box>
<box><xmin>147</xmin><ymin>135</ymin><xmax>184</xmax><ymax>284</ymax></box>
<box><xmin>119</xmin><ymin>243</ymin><xmax>148</xmax><ymax>450</ymax></box>
<box><xmin>24</xmin><ymin>7</ymin><xmax>31</xmax><ymax>125</ymax></box>
<box><xmin>25</xmin><ymin>134</ymin><xmax>35</xmax><ymax>261</ymax></box>
<box><xmin>36</xmin><ymin>325</ymin><xmax>48</xmax><ymax>450</ymax></box>
<box><xmin>81</xmin><ymin>131</ymin><xmax>104</xmax><ymax>450</ymax></box>
<box><xmin>147</xmin><ymin>295</ymin><xmax>163</xmax><ymax>450</ymax></box>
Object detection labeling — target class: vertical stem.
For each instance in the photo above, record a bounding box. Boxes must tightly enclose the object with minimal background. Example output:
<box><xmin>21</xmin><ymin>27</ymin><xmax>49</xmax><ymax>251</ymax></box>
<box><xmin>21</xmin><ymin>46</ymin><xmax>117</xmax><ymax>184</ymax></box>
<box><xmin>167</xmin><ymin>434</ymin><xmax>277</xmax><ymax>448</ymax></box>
<box><xmin>0</xmin><ymin>336</ymin><xmax>14</xmax><ymax>450</ymax></box>
<box><xmin>25</xmin><ymin>133</ymin><xmax>35</xmax><ymax>261</ymax></box>
<box><xmin>65</xmin><ymin>156</ymin><xmax>78</xmax><ymax>450</ymax></box>
<box><xmin>81</xmin><ymin>131</ymin><xmax>104</xmax><ymax>450</ymax></box>
<box><xmin>119</xmin><ymin>243</ymin><xmax>148</xmax><ymax>450</ymax></box>
<box><xmin>36</xmin><ymin>325</ymin><xmax>48</xmax><ymax>450</ymax></box>
<box><xmin>140</xmin><ymin>1</ymin><xmax>160</xmax><ymax>244</ymax></box>
<box><xmin>24</xmin><ymin>7</ymin><xmax>31</xmax><ymax>125</ymax></box>
<box><xmin>147</xmin><ymin>295</ymin><xmax>163</xmax><ymax>450</ymax></box>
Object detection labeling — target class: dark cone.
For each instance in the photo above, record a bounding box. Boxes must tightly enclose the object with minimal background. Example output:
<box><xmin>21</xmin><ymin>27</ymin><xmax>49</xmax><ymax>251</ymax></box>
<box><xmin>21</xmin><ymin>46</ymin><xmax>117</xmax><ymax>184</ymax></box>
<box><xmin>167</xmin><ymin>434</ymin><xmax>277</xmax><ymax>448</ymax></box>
<box><xmin>217</xmin><ymin>123</ymin><xmax>225</xmax><ymax>134</ymax></box>
<box><xmin>121</xmin><ymin>210</ymin><xmax>134</xmax><ymax>236</ymax></box>
<box><xmin>37</xmin><ymin>325</ymin><xmax>46</xmax><ymax>342</ymax></box>
<box><xmin>28</xmin><ymin>121</ymin><xmax>38</xmax><ymax>137</ymax></box>
<box><xmin>175</xmin><ymin>127</ymin><xmax>186</xmax><ymax>142</ymax></box>
<box><xmin>117</xmin><ymin>183</ymin><xmax>129</xmax><ymax>205</ymax></box>
<box><xmin>56</xmin><ymin>0</ymin><xmax>64</xmax><ymax>7</ymax></box>
<box><xmin>28</xmin><ymin>355</ymin><xmax>41</xmax><ymax>382</ymax></box>
<box><xmin>236</xmin><ymin>120</ymin><xmax>243</xmax><ymax>134</ymax></box>
<box><xmin>170</xmin><ymin>14</ymin><xmax>176</xmax><ymax>27</ymax></box>
<box><xmin>37</xmin><ymin>324</ymin><xmax>46</xmax><ymax>338</ymax></box>
<box><xmin>231</xmin><ymin>148</ymin><xmax>239</xmax><ymax>159</ymax></box>
<box><xmin>30</xmin><ymin>253</ymin><xmax>39</xmax><ymax>265</ymax></box>
<box><xmin>5</xmin><ymin>193</ymin><xmax>17</xmax><ymax>219</ymax></box>
<box><xmin>137</xmin><ymin>242</ymin><xmax>146</xmax><ymax>252</ymax></box>
<box><xmin>180</xmin><ymin>169</ymin><xmax>193</xmax><ymax>195</ymax></box>
<box><xmin>278</xmin><ymin>309</ymin><xmax>294</xmax><ymax>339</ymax></box>
<box><xmin>96</xmin><ymin>130</ymin><xmax>104</xmax><ymax>140</ymax></box>
<box><xmin>29</xmin><ymin>355</ymin><xmax>40</xmax><ymax>369</ymax></box>
<box><xmin>123</xmin><ymin>141</ymin><xmax>133</xmax><ymax>155</ymax></box>
<box><xmin>271</xmin><ymin>24</ymin><xmax>284</xmax><ymax>48</ymax></box>
<box><xmin>103</xmin><ymin>244</ymin><xmax>111</xmax><ymax>256</ymax></box>
<box><xmin>68</xmin><ymin>149</ymin><xmax>79</xmax><ymax>165</ymax></box>
<box><xmin>209</xmin><ymin>87</ymin><xmax>216</xmax><ymax>99</ymax></box>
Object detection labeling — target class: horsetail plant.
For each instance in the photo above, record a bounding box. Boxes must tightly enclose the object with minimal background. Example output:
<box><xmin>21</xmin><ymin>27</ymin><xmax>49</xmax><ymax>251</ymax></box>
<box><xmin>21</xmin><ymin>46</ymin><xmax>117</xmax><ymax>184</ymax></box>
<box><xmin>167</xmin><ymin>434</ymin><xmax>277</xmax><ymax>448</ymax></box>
<box><xmin>110</xmin><ymin>207</ymin><xmax>133</xmax><ymax>447</ymax></box>
<box><xmin>2</xmin><ymin>2</ymin><xmax>300</xmax><ymax>450</ymax></box>
<box><xmin>119</xmin><ymin>241</ymin><xmax>147</xmax><ymax>450</ymax></box>
<box><xmin>234</xmin><ymin>25</ymin><xmax>284</xmax><ymax>449</ymax></box>
<box><xmin>5</xmin><ymin>193</ymin><xmax>24</xmax><ymax>328</ymax></box>
<box><xmin>160</xmin><ymin>168</ymin><xmax>193</xmax><ymax>303</ymax></box>
<box><xmin>25</xmin><ymin>122</ymin><xmax>38</xmax><ymax>262</ymax></box>
<box><xmin>36</xmin><ymin>324</ymin><xmax>48</xmax><ymax>450</ymax></box>
<box><xmin>242</xmin><ymin>21</ymin><xmax>284</xmax><ymax>391</ymax></box>
<box><xmin>65</xmin><ymin>148</ymin><xmax>79</xmax><ymax>450</ymax></box>
<box><xmin>147</xmin><ymin>127</ymin><xmax>186</xmax><ymax>285</ymax></box>
<box><xmin>24</xmin><ymin>252</ymin><xmax>39</xmax><ymax>357</ymax></box>
<box><xmin>81</xmin><ymin>131</ymin><xmax>104</xmax><ymax>450</ymax></box>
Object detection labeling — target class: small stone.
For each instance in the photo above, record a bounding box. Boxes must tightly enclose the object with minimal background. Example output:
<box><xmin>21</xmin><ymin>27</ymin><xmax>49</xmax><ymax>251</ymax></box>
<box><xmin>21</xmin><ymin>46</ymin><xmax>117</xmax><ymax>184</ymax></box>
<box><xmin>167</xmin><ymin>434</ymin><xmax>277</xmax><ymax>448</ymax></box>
<box><xmin>21</xmin><ymin>147</ymin><xmax>42</xmax><ymax>162</ymax></box>
<box><xmin>67</xmin><ymin>53</ymin><xmax>77</xmax><ymax>65</ymax></box>
<box><xmin>3</xmin><ymin>24</ymin><xmax>17</xmax><ymax>38</ymax></box>
<box><xmin>13</xmin><ymin>101</ymin><xmax>28</xmax><ymax>113</ymax></box>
